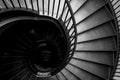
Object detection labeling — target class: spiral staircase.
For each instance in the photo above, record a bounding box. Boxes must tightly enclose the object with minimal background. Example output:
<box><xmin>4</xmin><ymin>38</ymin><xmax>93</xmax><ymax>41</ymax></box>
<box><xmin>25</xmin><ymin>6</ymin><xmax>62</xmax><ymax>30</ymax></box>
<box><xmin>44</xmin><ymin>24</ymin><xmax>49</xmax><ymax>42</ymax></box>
<box><xmin>0</xmin><ymin>0</ymin><xmax>119</xmax><ymax>80</ymax></box>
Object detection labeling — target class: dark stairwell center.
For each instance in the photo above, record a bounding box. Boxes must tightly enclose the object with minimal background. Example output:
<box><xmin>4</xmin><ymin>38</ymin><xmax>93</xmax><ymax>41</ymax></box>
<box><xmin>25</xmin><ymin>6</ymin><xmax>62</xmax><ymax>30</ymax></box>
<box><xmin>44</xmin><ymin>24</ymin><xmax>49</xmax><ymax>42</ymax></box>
<box><xmin>0</xmin><ymin>14</ymin><xmax>70</xmax><ymax>77</ymax></box>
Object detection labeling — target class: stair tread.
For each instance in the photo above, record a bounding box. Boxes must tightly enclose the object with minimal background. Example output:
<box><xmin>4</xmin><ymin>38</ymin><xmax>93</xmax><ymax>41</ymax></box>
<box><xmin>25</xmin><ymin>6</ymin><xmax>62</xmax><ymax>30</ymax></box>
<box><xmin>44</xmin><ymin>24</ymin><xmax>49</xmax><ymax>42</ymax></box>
<box><xmin>0</xmin><ymin>1</ymin><xmax>6</xmax><ymax>8</ymax></box>
<box><xmin>73</xmin><ymin>51</ymin><xmax>114</xmax><ymax>66</ymax></box>
<box><xmin>4</xmin><ymin>0</ymin><xmax>13</xmax><ymax>8</ymax></box>
<box><xmin>61</xmin><ymin>68</ymin><xmax>78</xmax><ymax>80</ymax></box>
<box><xmin>12</xmin><ymin>0</ymin><xmax>20</xmax><ymax>8</ymax></box>
<box><xmin>76</xmin><ymin>7</ymin><xmax>113</xmax><ymax>34</ymax></box>
<box><xmin>57</xmin><ymin>72</ymin><xmax>66</xmax><ymax>80</ymax></box>
<box><xmin>16</xmin><ymin>0</ymin><xmax>26</xmax><ymax>8</ymax></box>
<box><xmin>74</xmin><ymin>0</ymin><xmax>106</xmax><ymax>24</ymax></box>
<box><xmin>113</xmin><ymin>77</ymin><xmax>120</xmax><ymax>80</ymax></box>
<box><xmin>76</xmin><ymin>37</ymin><xmax>116</xmax><ymax>51</ymax></box>
<box><xmin>70</xmin><ymin>0</ymin><xmax>87</xmax><ymax>13</ymax></box>
<box><xmin>38</xmin><ymin>75</ymin><xmax>58</xmax><ymax>80</ymax></box>
<box><xmin>66</xmin><ymin>64</ymin><xmax>103</xmax><ymax>80</ymax></box>
<box><xmin>77</xmin><ymin>22</ymin><xmax>116</xmax><ymax>42</ymax></box>
<box><xmin>69</xmin><ymin>58</ymin><xmax>112</xmax><ymax>79</ymax></box>
<box><xmin>114</xmin><ymin>73</ymin><xmax>120</xmax><ymax>76</ymax></box>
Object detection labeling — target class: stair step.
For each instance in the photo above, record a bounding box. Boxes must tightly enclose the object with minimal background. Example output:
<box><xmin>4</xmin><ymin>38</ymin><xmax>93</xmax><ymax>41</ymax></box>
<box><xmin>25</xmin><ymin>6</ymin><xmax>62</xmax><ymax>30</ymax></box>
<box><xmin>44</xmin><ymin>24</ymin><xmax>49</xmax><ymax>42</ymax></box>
<box><xmin>19</xmin><ymin>69</ymin><xmax>30</xmax><ymax>80</ymax></box>
<box><xmin>11</xmin><ymin>0</ymin><xmax>20</xmax><ymax>8</ymax></box>
<box><xmin>21</xmin><ymin>71</ymin><xmax>32</xmax><ymax>80</ymax></box>
<box><xmin>4</xmin><ymin>0</ymin><xmax>13</xmax><ymax>8</ymax></box>
<box><xmin>117</xmin><ymin>65</ymin><xmax>120</xmax><ymax>68</ymax></box>
<box><xmin>37</xmin><ymin>0</ymin><xmax>44</xmax><ymax>14</ymax></box>
<box><xmin>26</xmin><ymin>0</ymin><xmax>33</xmax><ymax>9</ymax></box>
<box><xmin>57</xmin><ymin>72</ymin><xmax>66</xmax><ymax>80</ymax></box>
<box><xmin>0</xmin><ymin>0</ymin><xmax>6</xmax><ymax>8</ymax></box>
<box><xmin>73</xmin><ymin>51</ymin><xmax>114</xmax><ymax>66</ymax></box>
<box><xmin>69</xmin><ymin>58</ymin><xmax>112</xmax><ymax>79</ymax></box>
<box><xmin>66</xmin><ymin>64</ymin><xmax>103</xmax><ymax>80</ymax></box>
<box><xmin>77</xmin><ymin>22</ymin><xmax>116</xmax><ymax>42</ymax></box>
<box><xmin>116</xmin><ymin>69</ymin><xmax>120</xmax><ymax>72</ymax></box>
<box><xmin>70</xmin><ymin>0</ymin><xmax>87</xmax><ymax>13</ymax></box>
<box><xmin>38</xmin><ymin>76</ymin><xmax>58</xmax><ymax>80</ymax></box>
<box><xmin>114</xmin><ymin>73</ymin><xmax>120</xmax><ymax>77</ymax></box>
<box><xmin>28</xmin><ymin>75</ymin><xmax>36</xmax><ymax>80</ymax></box>
<box><xmin>76</xmin><ymin>7</ymin><xmax>113</xmax><ymax>34</ymax></box>
<box><xmin>61</xmin><ymin>68</ymin><xmax>78</xmax><ymax>80</ymax></box>
<box><xmin>76</xmin><ymin>37</ymin><xmax>116</xmax><ymax>51</ymax></box>
<box><xmin>20</xmin><ymin>71</ymin><xmax>32</xmax><ymax>80</ymax></box>
<box><xmin>113</xmin><ymin>77</ymin><xmax>120</xmax><ymax>80</ymax></box>
<box><xmin>118</xmin><ymin>61</ymin><xmax>120</xmax><ymax>65</ymax></box>
<box><xmin>74</xmin><ymin>0</ymin><xmax>106</xmax><ymax>24</ymax></box>
<box><xmin>32</xmin><ymin>0</ymin><xmax>38</xmax><ymax>11</ymax></box>
<box><xmin>13</xmin><ymin>0</ymin><xmax>26</xmax><ymax>8</ymax></box>
<box><xmin>9</xmin><ymin>68</ymin><xmax>29</xmax><ymax>80</ymax></box>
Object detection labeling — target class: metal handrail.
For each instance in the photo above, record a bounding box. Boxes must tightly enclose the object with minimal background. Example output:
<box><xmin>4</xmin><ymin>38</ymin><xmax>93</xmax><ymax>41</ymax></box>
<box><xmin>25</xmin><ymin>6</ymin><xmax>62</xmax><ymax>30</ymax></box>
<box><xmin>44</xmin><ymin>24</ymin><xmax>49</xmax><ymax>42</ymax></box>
<box><xmin>109</xmin><ymin>0</ymin><xmax>120</xmax><ymax>79</ymax></box>
<box><xmin>0</xmin><ymin>0</ymin><xmax>77</xmax><ymax>77</ymax></box>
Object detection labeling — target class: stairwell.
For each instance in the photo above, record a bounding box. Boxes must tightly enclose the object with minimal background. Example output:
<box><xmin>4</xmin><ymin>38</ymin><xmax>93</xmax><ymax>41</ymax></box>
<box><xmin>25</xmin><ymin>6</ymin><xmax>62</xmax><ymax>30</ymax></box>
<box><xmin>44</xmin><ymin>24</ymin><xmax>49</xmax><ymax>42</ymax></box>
<box><xmin>0</xmin><ymin>0</ymin><xmax>119</xmax><ymax>80</ymax></box>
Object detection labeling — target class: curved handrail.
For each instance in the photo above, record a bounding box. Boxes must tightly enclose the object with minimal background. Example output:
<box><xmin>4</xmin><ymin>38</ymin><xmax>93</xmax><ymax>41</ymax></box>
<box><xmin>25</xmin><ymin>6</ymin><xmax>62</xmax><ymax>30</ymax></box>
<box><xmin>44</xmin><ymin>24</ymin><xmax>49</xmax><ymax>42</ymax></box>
<box><xmin>0</xmin><ymin>0</ymin><xmax>77</xmax><ymax>77</ymax></box>
<box><xmin>109</xmin><ymin>0</ymin><xmax>120</xmax><ymax>79</ymax></box>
